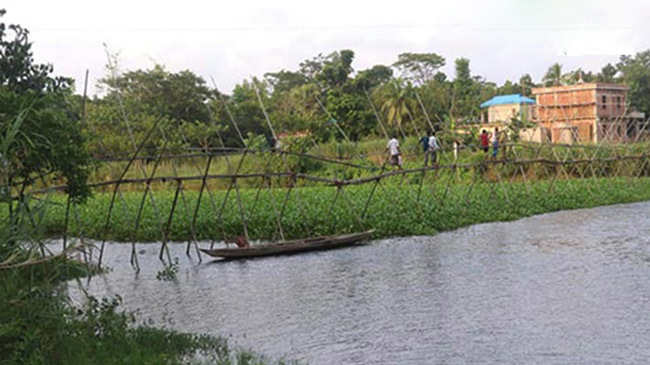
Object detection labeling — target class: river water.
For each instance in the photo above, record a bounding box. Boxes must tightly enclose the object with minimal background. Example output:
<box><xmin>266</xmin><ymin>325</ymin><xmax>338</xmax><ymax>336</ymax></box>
<box><xmin>68</xmin><ymin>201</ymin><xmax>650</xmax><ymax>364</ymax></box>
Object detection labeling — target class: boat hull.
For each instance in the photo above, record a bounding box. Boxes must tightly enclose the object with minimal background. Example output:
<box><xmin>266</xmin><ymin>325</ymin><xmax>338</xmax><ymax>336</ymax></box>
<box><xmin>201</xmin><ymin>230</ymin><xmax>374</xmax><ymax>259</ymax></box>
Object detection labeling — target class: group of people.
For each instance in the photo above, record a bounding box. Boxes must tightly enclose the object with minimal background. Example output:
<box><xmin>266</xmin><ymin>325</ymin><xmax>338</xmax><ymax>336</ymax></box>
<box><xmin>386</xmin><ymin>128</ymin><xmax>503</xmax><ymax>169</ymax></box>
<box><xmin>386</xmin><ymin>131</ymin><xmax>440</xmax><ymax>169</ymax></box>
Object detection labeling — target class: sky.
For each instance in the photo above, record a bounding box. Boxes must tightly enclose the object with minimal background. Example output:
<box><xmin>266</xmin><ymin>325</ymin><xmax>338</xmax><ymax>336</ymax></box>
<box><xmin>3</xmin><ymin>0</ymin><xmax>649</xmax><ymax>96</ymax></box>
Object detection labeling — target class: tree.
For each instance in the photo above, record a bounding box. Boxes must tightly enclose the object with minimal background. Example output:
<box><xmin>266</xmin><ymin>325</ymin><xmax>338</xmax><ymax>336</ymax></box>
<box><xmin>597</xmin><ymin>63</ymin><xmax>618</xmax><ymax>83</ymax></box>
<box><xmin>298</xmin><ymin>50</ymin><xmax>356</xmax><ymax>90</ymax></box>
<box><xmin>90</xmin><ymin>63</ymin><xmax>216</xmax><ymax>154</ymax></box>
<box><xmin>100</xmin><ymin>64</ymin><xmax>212</xmax><ymax>125</ymax></box>
<box><xmin>0</xmin><ymin>9</ymin><xmax>90</xmax><ymax>202</ymax></box>
<box><xmin>0</xmin><ymin>10</ymin><xmax>70</xmax><ymax>93</ymax></box>
<box><xmin>561</xmin><ymin>68</ymin><xmax>594</xmax><ymax>85</ymax></box>
<box><xmin>299</xmin><ymin>53</ymin><xmax>326</xmax><ymax>81</ymax></box>
<box><xmin>433</xmin><ymin>71</ymin><xmax>447</xmax><ymax>84</ymax></box>
<box><xmin>452</xmin><ymin>58</ymin><xmax>483</xmax><ymax>119</ymax></box>
<box><xmin>497</xmin><ymin>80</ymin><xmax>520</xmax><ymax>95</ymax></box>
<box><xmin>352</xmin><ymin>65</ymin><xmax>393</xmax><ymax>90</ymax></box>
<box><xmin>379</xmin><ymin>79</ymin><xmax>411</xmax><ymax>135</ymax></box>
<box><xmin>454</xmin><ymin>58</ymin><xmax>472</xmax><ymax>86</ymax></box>
<box><xmin>617</xmin><ymin>50</ymin><xmax>650</xmax><ymax>114</ymax></box>
<box><xmin>227</xmin><ymin>78</ymin><xmax>272</xmax><ymax>138</ymax></box>
<box><xmin>543</xmin><ymin>63</ymin><xmax>563</xmax><ymax>86</ymax></box>
<box><xmin>414</xmin><ymin>78</ymin><xmax>452</xmax><ymax>131</ymax></box>
<box><xmin>318</xmin><ymin>50</ymin><xmax>355</xmax><ymax>89</ymax></box>
<box><xmin>326</xmin><ymin>89</ymin><xmax>375</xmax><ymax>141</ymax></box>
<box><xmin>264</xmin><ymin>70</ymin><xmax>307</xmax><ymax>94</ymax></box>
<box><xmin>519</xmin><ymin>74</ymin><xmax>535</xmax><ymax>96</ymax></box>
<box><xmin>392</xmin><ymin>53</ymin><xmax>445</xmax><ymax>85</ymax></box>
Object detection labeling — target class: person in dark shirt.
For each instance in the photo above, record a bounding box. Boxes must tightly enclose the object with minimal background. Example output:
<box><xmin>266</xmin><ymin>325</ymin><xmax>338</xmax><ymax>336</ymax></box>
<box><xmin>419</xmin><ymin>135</ymin><xmax>429</xmax><ymax>165</ymax></box>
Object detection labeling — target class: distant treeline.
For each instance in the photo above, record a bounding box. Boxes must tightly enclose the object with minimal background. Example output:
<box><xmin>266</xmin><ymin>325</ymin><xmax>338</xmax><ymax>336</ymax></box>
<box><xmin>73</xmin><ymin>49</ymin><xmax>650</xmax><ymax>158</ymax></box>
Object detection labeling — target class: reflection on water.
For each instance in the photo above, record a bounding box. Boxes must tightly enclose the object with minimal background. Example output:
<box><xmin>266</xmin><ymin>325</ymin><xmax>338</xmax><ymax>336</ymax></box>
<box><xmin>68</xmin><ymin>202</ymin><xmax>650</xmax><ymax>364</ymax></box>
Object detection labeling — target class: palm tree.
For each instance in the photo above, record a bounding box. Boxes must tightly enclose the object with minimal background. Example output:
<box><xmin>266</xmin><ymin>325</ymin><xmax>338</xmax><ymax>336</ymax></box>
<box><xmin>543</xmin><ymin>63</ymin><xmax>563</xmax><ymax>86</ymax></box>
<box><xmin>380</xmin><ymin>79</ymin><xmax>411</xmax><ymax>137</ymax></box>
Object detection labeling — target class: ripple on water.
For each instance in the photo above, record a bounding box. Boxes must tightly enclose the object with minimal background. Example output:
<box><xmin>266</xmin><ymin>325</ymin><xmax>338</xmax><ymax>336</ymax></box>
<box><xmin>66</xmin><ymin>201</ymin><xmax>650</xmax><ymax>364</ymax></box>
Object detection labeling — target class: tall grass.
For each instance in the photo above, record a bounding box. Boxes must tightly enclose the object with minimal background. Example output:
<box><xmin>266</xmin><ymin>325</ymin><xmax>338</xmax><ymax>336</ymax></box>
<box><xmin>28</xmin><ymin>139</ymin><xmax>650</xmax><ymax>195</ymax></box>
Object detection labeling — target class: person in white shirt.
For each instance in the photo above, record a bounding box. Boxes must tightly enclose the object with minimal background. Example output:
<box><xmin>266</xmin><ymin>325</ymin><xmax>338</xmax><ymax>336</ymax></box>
<box><xmin>426</xmin><ymin>131</ymin><xmax>440</xmax><ymax>167</ymax></box>
<box><xmin>386</xmin><ymin>134</ymin><xmax>402</xmax><ymax>169</ymax></box>
<box><xmin>491</xmin><ymin>127</ymin><xmax>499</xmax><ymax>159</ymax></box>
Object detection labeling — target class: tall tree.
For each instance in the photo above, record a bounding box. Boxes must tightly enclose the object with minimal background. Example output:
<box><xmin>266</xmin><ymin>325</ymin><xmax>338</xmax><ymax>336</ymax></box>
<box><xmin>452</xmin><ymin>57</ymin><xmax>482</xmax><ymax>119</ymax></box>
<box><xmin>0</xmin><ymin>9</ymin><xmax>90</xmax><ymax>201</ymax></box>
<box><xmin>264</xmin><ymin>70</ymin><xmax>307</xmax><ymax>94</ymax></box>
<box><xmin>497</xmin><ymin>80</ymin><xmax>520</xmax><ymax>95</ymax></box>
<box><xmin>318</xmin><ymin>49</ymin><xmax>355</xmax><ymax>89</ymax></box>
<box><xmin>519</xmin><ymin>74</ymin><xmax>535</xmax><ymax>96</ymax></box>
<box><xmin>352</xmin><ymin>65</ymin><xmax>393</xmax><ymax>90</ymax></box>
<box><xmin>543</xmin><ymin>63</ymin><xmax>563</xmax><ymax>86</ymax></box>
<box><xmin>597</xmin><ymin>63</ymin><xmax>618</xmax><ymax>83</ymax></box>
<box><xmin>617</xmin><ymin>50</ymin><xmax>650</xmax><ymax>113</ymax></box>
<box><xmin>100</xmin><ymin>65</ymin><xmax>212</xmax><ymax>125</ymax></box>
<box><xmin>379</xmin><ymin>79</ymin><xmax>411</xmax><ymax>135</ymax></box>
<box><xmin>392</xmin><ymin>53</ymin><xmax>445</xmax><ymax>85</ymax></box>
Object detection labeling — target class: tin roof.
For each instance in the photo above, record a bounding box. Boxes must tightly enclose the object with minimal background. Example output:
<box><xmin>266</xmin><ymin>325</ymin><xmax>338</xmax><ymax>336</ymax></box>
<box><xmin>480</xmin><ymin>94</ymin><xmax>535</xmax><ymax>108</ymax></box>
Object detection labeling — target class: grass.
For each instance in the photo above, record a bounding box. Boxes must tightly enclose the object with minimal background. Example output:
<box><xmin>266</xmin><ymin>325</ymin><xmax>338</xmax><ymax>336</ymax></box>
<box><xmin>16</xmin><ymin>175</ymin><xmax>650</xmax><ymax>243</ymax></box>
<box><xmin>39</xmin><ymin>139</ymin><xmax>649</xmax><ymax>194</ymax></box>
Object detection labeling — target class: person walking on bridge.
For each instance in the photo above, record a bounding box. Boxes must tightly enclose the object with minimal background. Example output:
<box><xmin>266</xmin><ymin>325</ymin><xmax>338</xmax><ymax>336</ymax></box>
<box><xmin>480</xmin><ymin>129</ymin><xmax>490</xmax><ymax>154</ymax></box>
<box><xmin>419</xmin><ymin>134</ymin><xmax>429</xmax><ymax>165</ymax></box>
<box><xmin>427</xmin><ymin>131</ymin><xmax>440</xmax><ymax>167</ymax></box>
<box><xmin>491</xmin><ymin>127</ymin><xmax>500</xmax><ymax>159</ymax></box>
<box><xmin>386</xmin><ymin>134</ymin><xmax>402</xmax><ymax>170</ymax></box>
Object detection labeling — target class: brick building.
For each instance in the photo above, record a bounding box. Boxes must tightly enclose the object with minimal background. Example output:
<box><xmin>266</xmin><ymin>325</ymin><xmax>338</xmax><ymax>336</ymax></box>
<box><xmin>532</xmin><ymin>83</ymin><xmax>635</xmax><ymax>144</ymax></box>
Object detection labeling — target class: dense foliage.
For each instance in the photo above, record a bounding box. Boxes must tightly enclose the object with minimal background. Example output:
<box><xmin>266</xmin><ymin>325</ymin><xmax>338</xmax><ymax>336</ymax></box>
<box><xmin>81</xmin><ymin>45</ymin><xmax>650</xmax><ymax>160</ymax></box>
<box><xmin>0</xmin><ymin>9</ymin><xmax>90</xmax><ymax>202</ymax></box>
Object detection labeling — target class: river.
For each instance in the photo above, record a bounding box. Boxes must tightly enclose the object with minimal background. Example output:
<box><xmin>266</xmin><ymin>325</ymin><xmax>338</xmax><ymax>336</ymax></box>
<box><xmin>67</xmin><ymin>201</ymin><xmax>650</xmax><ymax>364</ymax></box>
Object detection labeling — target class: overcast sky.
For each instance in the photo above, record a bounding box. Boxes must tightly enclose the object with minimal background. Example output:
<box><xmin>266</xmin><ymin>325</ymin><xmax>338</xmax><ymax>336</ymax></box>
<box><xmin>3</xmin><ymin>0</ymin><xmax>649</xmax><ymax>95</ymax></box>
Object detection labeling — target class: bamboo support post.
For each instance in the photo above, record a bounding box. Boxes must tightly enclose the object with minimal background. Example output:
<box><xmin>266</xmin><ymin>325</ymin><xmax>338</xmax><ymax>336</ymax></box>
<box><xmin>161</xmin><ymin>181</ymin><xmax>182</xmax><ymax>263</ymax></box>
<box><xmin>98</xmin><ymin>117</ymin><xmax>162</xmax><ymax>267</ymax></box>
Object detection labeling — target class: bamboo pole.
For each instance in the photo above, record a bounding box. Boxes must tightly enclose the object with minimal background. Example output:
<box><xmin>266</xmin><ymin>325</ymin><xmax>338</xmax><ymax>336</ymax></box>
<box><xmin>98</xmin><ymin>117</ymin><xmax>162</xmax><ymax>267</ymax></box>
<box><xmin>130</xmin><ymin>138</ymin><xmax>169</xmax><ymax>269</ymax></box>
<box><xmin>162</xmin><ymin>181</ymin><xmax>182</xmax><ymax>262</ymax></box>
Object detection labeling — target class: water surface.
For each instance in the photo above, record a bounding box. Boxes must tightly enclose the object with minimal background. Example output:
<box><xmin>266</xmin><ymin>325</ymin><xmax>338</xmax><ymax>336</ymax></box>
<box><xmin>69</xmin><ymin>202</ymin><xmax>650</xmax><ymax>364</ymax></box>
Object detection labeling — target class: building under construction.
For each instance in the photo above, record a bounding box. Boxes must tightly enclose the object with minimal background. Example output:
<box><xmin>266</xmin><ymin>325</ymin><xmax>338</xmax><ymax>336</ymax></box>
<box><xmin>532</xmin><ymin>83</ymin><xmax>644</xmax><ymax>144</ymax></box>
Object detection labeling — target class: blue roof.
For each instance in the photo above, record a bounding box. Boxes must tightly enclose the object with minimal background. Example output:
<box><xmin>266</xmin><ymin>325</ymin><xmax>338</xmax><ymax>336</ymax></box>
<box><xmin>480</xmin><ymin>94</ymin><xmax>535</xmax><ymax>108</ymax></box>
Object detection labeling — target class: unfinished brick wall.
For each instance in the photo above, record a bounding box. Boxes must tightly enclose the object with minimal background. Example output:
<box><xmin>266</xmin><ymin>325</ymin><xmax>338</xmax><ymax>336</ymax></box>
<box><xmin>595</xmin><ymin>89</ymin><xmax>627</xmax><ymax>118</ymax></box>
<box><xmin>532</xmin><ymin>83</ymin><xmax>630</xmax><ymax>143</ymax></box>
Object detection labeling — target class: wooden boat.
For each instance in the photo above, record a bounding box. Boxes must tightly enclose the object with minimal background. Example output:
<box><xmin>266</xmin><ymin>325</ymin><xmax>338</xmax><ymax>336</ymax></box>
<box><xmin>201</xmin><ymin>230</ymin><xmax>374</xmax><ymax>259</ymax></box>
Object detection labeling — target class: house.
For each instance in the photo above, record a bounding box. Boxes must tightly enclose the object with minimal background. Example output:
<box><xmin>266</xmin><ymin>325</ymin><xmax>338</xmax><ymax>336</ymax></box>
<box><xmin>479</xmin><ymin>94</ymin><xmax>535</xmax><ymax>124</ymax></box>
<box><xmin>473</xmin><ymin>94</ymin><xmax>537</xmax><ymax>142</ymax></box>
<box><xmin>532</xmin><ymin>83</ymin><xmax>643</xmax><ymax>144</ymax></box>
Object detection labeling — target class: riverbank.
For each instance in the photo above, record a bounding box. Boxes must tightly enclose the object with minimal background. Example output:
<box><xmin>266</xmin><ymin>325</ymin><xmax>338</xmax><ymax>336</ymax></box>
<box><xmin>21</xmin><ymin>176</ymin><xmax>650</xmax><ymax>242</ymax></box>
<box><xmin>0</xmin><ymin>254</ymin><xmax>296</xmax><ymax>364</ymax></box>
